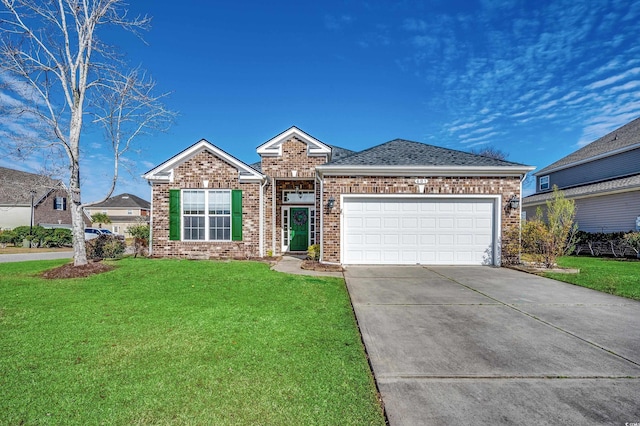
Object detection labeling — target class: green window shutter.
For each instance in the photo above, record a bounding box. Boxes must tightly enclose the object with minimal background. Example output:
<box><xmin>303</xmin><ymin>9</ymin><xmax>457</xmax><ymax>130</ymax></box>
<box><xmin>169</xmin><ymin>189</ymin><xmax>181</xmax><ymax>241</ymax></box>
<box><xmin>231</xmin><ymin>189</ymin><xmax>242</xmax><ymax>241</ymax></box>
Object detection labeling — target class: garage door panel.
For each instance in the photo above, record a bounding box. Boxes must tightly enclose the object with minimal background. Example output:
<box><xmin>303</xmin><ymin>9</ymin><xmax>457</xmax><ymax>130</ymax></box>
<box><xmin>343</xmin><ymin>198</ymin><xmax>495</xmax><ymax>265</ymax></box>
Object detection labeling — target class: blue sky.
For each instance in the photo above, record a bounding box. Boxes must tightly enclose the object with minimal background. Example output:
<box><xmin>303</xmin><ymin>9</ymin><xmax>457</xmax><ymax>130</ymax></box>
<box><xmin>3</xmin><ymin>0</ymin><xmax>640</xmax><ymax>201</ymax></box>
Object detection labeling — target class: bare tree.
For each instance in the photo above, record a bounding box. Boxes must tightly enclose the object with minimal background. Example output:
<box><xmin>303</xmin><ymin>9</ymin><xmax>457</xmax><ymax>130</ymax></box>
<box><xmin>0</xmin><ymin>0</ymin><xmax>173</xmax><ymax>266</ymax></box>
<box><xmin>470</xmin><ymin>146</ymin><xmax>509</xmax><ymax>161</ymax></box>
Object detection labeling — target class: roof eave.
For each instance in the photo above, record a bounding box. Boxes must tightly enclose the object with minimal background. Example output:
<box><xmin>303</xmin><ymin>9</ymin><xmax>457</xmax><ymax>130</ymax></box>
<box><xmin>316</xmin><ymin>165</ymin><xmax>535</xmax><ymax>177</ymax></box>
<box><xmin>535</xmin><ymin>142</ymin><xmax>640</xmax><ymax>176</ymax></box>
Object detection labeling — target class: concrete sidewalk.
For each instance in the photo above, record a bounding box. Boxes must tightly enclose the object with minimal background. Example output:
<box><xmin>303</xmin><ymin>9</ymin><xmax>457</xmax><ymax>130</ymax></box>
<box><xmin>271</xmin><ymin>255</ymin><xmax>344</xmax><ymax>278</ymax></box>
<box><xmin>0</xmin><ymin>251</ymin><xmax>73</xmax><ymax>263</ymax></box>
<box><xmin>345</xmin><ymin>265</ymin><xmax>640</xmax><ymax>425</ymax></box>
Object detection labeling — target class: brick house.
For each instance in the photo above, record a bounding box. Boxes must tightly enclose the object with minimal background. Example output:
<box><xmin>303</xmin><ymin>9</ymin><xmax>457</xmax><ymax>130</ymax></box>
<box><xmin>0</xmin><ymin>166</ymin><xmax>90</xmax><ymax>230</ymax></box>
<box><xmin>143</xmin><ymin>127</ymin><xmax>534</xmax><ymax>265</ymax></box>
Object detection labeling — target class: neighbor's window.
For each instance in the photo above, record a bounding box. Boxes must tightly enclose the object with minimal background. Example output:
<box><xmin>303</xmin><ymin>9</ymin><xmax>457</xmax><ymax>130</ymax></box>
<box><xmin>54</xmin><ymin>196</ymin><xmax>66</xmax><ymax>211</ymax></box>
<box><xmin>182</xmin><ymin>190</ymin><xmax>231</xmax><ymax>241</ymax></box>
<box><xmin>539</xmin><ymin>175</ymin><xmax>549</xmax><ymax>191</ymax></box>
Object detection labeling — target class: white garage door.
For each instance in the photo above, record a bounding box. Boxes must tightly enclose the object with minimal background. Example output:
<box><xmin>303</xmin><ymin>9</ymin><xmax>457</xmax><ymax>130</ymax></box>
<box><xmin>343</xmin><ymin>197</ymin><xmax>496</xmax><ymax>265</ymax></box>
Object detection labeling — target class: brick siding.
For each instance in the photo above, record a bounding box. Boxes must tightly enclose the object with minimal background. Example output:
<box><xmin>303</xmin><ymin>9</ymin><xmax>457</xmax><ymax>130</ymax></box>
<box><xmin>321</xmin><ymin>175</ymin><xmax>521</xmax><ymax>264</ymax></box>
<box><xmin>151</xmin><ymin>150</ymin><xmax>260</xmax><ymax>259</ymax></box>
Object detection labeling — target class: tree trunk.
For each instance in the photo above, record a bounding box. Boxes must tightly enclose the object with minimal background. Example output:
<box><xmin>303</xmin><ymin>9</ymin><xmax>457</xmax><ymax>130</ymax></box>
<box><xmin>69</xmin><ymin>108</ymin><xmax>88</xmax><ymax>266</ymax></box>
<box><xmin>71</xmin><ymin>199</ymin><xmax>88</xmax><ymax>266</ymax></box>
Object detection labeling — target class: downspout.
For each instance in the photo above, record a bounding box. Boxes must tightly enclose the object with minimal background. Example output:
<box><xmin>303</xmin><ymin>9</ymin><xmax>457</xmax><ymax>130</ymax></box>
<box><xmin>259</xmin><ymin>177</ymin><xmax>269</xmax><ymax>257</ymax></box>
<box><xmin>272</xmin><ymin>178</ymin><xmax>277</xmax><ymax>254</ymax></box>
<box><xmin>148</xmin><ymin>181</ymin><xmax>153</xmax><ymax>256</ymax></box>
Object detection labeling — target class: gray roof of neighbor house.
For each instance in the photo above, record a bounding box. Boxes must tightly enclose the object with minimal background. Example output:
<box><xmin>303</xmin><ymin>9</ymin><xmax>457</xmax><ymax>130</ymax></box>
<box><xmin>536</xmin><ymin>116</ymin><xmax>640</xmax><ymax>176</ymax></box>
<box><xmin>0</xmin><ymin>167</ymin><xmax>64</xmax><ymax>205</ymax></box>
<box><xmin>523</xmin><ymin>173</ymin><xmax>640</xmax><ymax>205</ymax></box>
<box><xmin>327</xmin><ymin>139</ymin><xmax>527</xmax><ymax>167</ymax></box>
<box><xmin>90</xmin><ymin>193</ymin><xmax>150</xmax><ymax>209</ymax></box>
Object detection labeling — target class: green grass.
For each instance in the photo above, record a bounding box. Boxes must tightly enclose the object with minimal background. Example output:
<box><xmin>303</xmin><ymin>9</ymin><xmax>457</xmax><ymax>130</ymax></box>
<box><xmin>0</xmin><ymin>258</ymin><xmax>384</xmax><ymax>425</ymax></box>
<box><xmin>543</xmin><ymin>256</ymin><xmax>640</xmax><ymax>300</ymax></box>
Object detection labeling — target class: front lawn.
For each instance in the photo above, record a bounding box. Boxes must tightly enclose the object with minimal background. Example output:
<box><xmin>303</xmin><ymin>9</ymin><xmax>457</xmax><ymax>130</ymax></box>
<box><xmin>0</xmin><ymin>258</ymin><xmax>384</xmax><ymax>425</ymax></box>
<box><xmin>543</xmin><ymin>256</ymin><xmax>640</xmax><ymax>300</ymax></box>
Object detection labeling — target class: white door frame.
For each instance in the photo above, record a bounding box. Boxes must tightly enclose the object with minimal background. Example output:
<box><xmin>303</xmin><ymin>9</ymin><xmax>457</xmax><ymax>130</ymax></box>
<box><xmin>281</xmin><ymin>206</ymin><xmax>316</xmax><ymax>253</ymax></box>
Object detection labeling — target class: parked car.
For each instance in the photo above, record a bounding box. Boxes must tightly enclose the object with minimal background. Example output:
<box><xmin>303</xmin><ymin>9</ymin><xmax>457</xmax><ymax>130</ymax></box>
<box><xmin>84</xmin><ymin>228</ymin><xmax>124</xmax><ymax>240</ymax></box>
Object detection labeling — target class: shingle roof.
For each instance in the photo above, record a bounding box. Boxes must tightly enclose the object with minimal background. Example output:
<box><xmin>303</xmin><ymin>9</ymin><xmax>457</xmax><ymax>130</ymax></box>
<box><xmin>523</xmin><ymin>173</ymin><xmax>640</xmax><ymax>205</ymax></box>
<box><xmin>90</xmin><ymin>193</ymin><xmax>150</xmax><ymax>209</ymax></box>
<box><xmin>536</xmin><ymin>116</ymin><xmax>640</xmax><ymax>175</ymax></box>
<box><xmin>328</xmin><ymin>145</ymin><xmax>356</xmax><ymax>162</ymax></box>
<box><xmin>327</xmin><ymin>139</ymin><xmax>527</xmax><ymax>167</ymax></box>
<box><xmin>0</xmin><ymin>167</ymin><xmax>63</xmax><ymax>205</ymax></box>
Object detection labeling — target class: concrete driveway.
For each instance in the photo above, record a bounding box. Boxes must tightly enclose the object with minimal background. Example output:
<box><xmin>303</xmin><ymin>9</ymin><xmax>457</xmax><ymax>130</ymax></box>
<box><xmin>345</xmin><ymin>266</ymin><xmax>640</xmax><ymax>425</ymax></box>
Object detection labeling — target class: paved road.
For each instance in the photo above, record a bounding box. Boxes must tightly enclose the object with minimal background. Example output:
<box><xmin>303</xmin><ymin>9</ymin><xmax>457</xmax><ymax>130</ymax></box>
<box><xmin>0</xmin><ymin>251</ymin><xmax>73</xmax><ymax>263</ymax></box>
<box><xmin>345</xmin><ymin>266</ymin><xmax>640</xmax><ymax>425</ymax></box>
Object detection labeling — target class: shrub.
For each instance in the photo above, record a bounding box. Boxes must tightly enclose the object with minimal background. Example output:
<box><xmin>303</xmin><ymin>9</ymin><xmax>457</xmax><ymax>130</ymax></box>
<box><xmin>623</xmin><ymin>232</ymin><xmax>640</xmax><ymax>258</ymax></box>
<box><xmin>307</xmin><ymin>244</ymin><xmax>320</xmax><ymax>261</ymax></box>
<box><xmin>86</xmin><ymin>235</ymin><xmax>125</xmax><ymax>259</ymax></box>
<box><xmin>520</xmin><ymin>186</ymin><xmax>577</xmax><ymax>268</ymax></box>
<box><xmin>127</xmin><ymin>223</ymin><xmax>150</xmax><ymax>258</ymax></box>
<box><xmin>0</xmin><ymin>230</ymin><xmax>16</xmax><ymax>246</ymax></box>
<box><xmin>42</xmin><ymin>228</ymin><xmax>73</xmax><ymax>247</ymax></box>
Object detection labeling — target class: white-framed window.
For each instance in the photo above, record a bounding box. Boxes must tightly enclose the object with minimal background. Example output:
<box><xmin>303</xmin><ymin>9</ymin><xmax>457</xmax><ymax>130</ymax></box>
<box><xmin>54</xmin><ymin>196</ymin><xmax>66</xmax><ymax>211</ymax></box>
<box><xmin>310</xmin><ymin>209</ymin><xmax>316</xmax><ymax>245</ymax></box>
<box><xmin>539</xmin><ymin>175</ymin><xmax>549</xmax><ymax>191</ymax></box>
<box><xmin>283</xmin><ymin>190</ymin><xmax>314</xmax><ymax>204</ymax></box>
<box><xmin>182</xmin><ymin>189</ymin><xmax>231</xmax><ymax>241</ymax></box>
<box><xmin>283</xmin><ymin>209</ymin><xmax>289</xmax><ymax>246</ymax></box>
<box><xmin>127</xmin><ymin>210</ymin><xmax>133</xmax><ymax>215</ymax></box>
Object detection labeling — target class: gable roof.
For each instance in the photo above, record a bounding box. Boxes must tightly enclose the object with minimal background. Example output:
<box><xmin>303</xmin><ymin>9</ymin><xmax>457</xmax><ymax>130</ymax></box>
<box><xmin>143</xmin><ymin>139</ymin><xmax>264</xmax><ymax>183</ymax></box>
<box><xmin>327</xmin><ymin>139</ymin><xmax>527</xmax><ymax>167</ymax></box>
<box><xmin>90</xmin><ymin>193</ymin><xmax>150</xmax><ymax>209</ymax></box>
<box><xmin>0</xmin><ymin>167</ymin><xmax>65</xmax><ymax>206</ymax></box>
<box><xmin>256</xmin><ymin>126</ymin><xmax>332</xmax><ymax>157</ymax></box>
<box><xmin>317</xmin><ymin>139</ymin><xmax>533</xmax><ymax>176</ymax></box>
<box><xmin>523</xmin><ymin>173</ymin><xmax>640</xmax><ymax>205</ymax></box>
<box><xmin>536</xmin><ymin>116</ymin><xmax>640</xmax><ymax>176</ymax></box>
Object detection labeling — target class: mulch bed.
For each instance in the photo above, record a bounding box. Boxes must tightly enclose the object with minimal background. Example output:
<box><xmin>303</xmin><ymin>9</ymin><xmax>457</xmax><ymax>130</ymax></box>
<box><xmin>301</xmin><ymin>260</ymin><xmax>344</xmax><ymax>272</ymax></box>
<box><xmin>41</xmin><ymin>261</ymin><xmax>116</xmax><ymax>279</ymax></box>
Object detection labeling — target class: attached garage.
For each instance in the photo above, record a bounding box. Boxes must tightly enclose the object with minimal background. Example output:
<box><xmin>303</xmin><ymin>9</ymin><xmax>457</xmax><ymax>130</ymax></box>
<box><xmin>342</xmin><ymin>196</ymin><xmax>499</xmax><ymax>265</ymax></box>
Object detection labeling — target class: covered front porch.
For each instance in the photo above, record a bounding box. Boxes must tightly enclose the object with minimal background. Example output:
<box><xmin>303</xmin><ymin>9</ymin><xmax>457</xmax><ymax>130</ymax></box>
<box><xmin>268</xmin><ymin>178</ymin><xmax>319</xmax><ymax>255</ymax></box>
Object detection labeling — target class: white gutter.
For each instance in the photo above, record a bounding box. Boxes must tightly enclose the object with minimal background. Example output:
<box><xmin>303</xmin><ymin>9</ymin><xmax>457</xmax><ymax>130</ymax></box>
<box><xmin>316</xmin><ymin>165</ymin><xmax>535</xmax><ymax>177</ymax></box>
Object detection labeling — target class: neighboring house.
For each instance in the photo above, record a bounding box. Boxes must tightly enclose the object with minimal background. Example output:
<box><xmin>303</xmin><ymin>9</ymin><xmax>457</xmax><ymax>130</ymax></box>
<box><xmin>85</xmin><ymin>193</ymin><xmax>150</xmax><ymax>237</ymax></box>
<box><xmin>0</xmin><ymin>167</ymin><xmax>81</xmax><ymax>230</ymax></box>
<box><xmin>143</xmin><ymin>126</ymin><xmax>533</xmax><ymax>266</ymax></box>
<box><xmin>523</xmin><ymin>117</ymin><xmax>640</xmax><ymax>233</ymax></box>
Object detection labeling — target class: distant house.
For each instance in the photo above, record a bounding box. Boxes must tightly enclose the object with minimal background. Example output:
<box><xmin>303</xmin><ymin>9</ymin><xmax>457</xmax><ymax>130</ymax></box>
<box><xmin>0</xmin><ymin>167</ymin><xmax>88</xmax><ymax>230</ymax></box>
<box><xmin>85</xmin><ymin>193</ymin><xmax>150</xmax><ymax>237</ymax></box>
<box><xmin>523</xmin><ymin>117</ymin><xmax>640</xmax><ymax>233</ymax></box>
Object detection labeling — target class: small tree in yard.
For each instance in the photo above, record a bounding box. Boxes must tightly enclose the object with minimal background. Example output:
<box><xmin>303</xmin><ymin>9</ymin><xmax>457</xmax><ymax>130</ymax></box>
<box><xmin>0</xmin><ymin>0</ymin><xmax>173</xmax><ymax>266</ymax></box>
<box><xmin>521</xmin><ymin>186</ymin><xmax>578</xmax><ymax>268</ymax></box>
<box><xmin>91</xmin><ymin>212</ymin><xmax>110</xmax><ymax>228</ymax></box>
<box><xmin>127</xmin><ymin>222</ymin><xmax>149</xmax><ymax>258</ymax></box>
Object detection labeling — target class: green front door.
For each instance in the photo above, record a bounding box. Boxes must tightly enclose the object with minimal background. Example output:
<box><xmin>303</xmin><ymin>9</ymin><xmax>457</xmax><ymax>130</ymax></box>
<box><xmin>289</xmin><ymin>208</ymin><xmax>309</xmax><ymax>251</ymax></box>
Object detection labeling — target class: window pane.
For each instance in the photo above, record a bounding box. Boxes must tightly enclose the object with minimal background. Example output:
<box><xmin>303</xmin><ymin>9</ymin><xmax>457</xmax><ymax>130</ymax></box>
<box><xmin>209</xmin><ymin>190</ymin><xmax>230</xmax><ymax>215</ymax></box>
<box><xmin>209</xmin><ymin>214</ymin><xmax>231</xmax><ymax>241</ymax></box>
<box><xmin>183</xmin><ymin>190</ymin><xmax>205</xmax><ymax>214</ymax></box>
<box><xmin>184</xmin><ymin>216</ymin><xmax>205</xmax><ymax>240</ymax></box>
